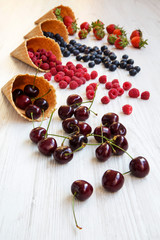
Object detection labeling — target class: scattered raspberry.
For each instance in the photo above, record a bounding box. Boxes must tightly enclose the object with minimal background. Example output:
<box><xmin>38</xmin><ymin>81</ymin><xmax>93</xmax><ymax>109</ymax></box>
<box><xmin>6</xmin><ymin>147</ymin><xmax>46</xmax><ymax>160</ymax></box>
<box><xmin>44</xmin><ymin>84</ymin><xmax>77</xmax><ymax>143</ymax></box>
<box><xmin>62</xmin><ymin>76</ymin><xmax>71</xmax><ymax>83</ymax></box>
<box><xmin>49</xmin><ymin>62</ymin><xmax>56</xmax><ymax>68</ymax></box>
<box><xmin>86</xmin><ymin>85</ymin><xmax>94</xmax><ymax>92</ymax></box>
<box><xmin>75</xmin><ymin>72</ymin><xmax>83</xmax><ymax>78</ymax></box>
<box><xmin>49</xmin><ymin>54</ymin><xmax>56</xmax><ymax>62</ymax></box>
<box><xmin>44</xmin><ymin>72</ymin><xmax>52</xmax><ymax>81</ymax></box>
<box><xmin>56</xmin><ymin>60</ymin><xmax>62</xmax><ymax>65</ymax></box>
<box><xmin>72</xmin><ymin>76</ymin><xmax>79</xmax><ymax>82</ymax></box>
<box><xmin>56</xmin><ymin>65</ymin><xmax>63</xmax><ymax>72</ymax></box>
<box><xmin>80</xmin><ymin>77</ymin><xmax>86</xmax><ymax>84</ymax></box>
<box><xmin>90</xmin><ymin>71</ymin><xmax>98</xmax><ymax>79</ymax></box>
<box><xmin>105</xmin><ymin>82</ymin><xmax>112</xmax><ymax>90</ymax></box>
<box><xmin>112</xmin><ymin>79</ymin><xmax>119</xmax><ymax>84</ymax></box>
<box><xmin>123</xmin><ymin>81</ymin><xmax>132</xmax><ymax>91</ymax></box>
<box><xmin>141</xmin><ymin>91</ymin><xmax>150</xmax><ymax>100</ymax></box>
<box><xmin>76</xmin><ymin>68</ymin><xmax>84</xmax><ymax>73</ymax></box>
<box><xmin>108</xmin><ymin>89</ymin><xmax>118</xmax><ymax>99</ymax></box>
<box><xmin>76</xmin><ymin>64</ymin><xmax>83</xmax><ymax>69</ymax></box>
<box><xmin>117</xmin><ymin>87</ymin><xmax>124</xmax><ymax>96</ymax></box>
<box><xmin>54</xmin><ymin>74</ymin><xmax>63</xmax><ymax>82</ymax></box>
<box><xmin>99</xmin><ymin>75</ymin><xmax>107</xmax><ymax>84</ymax></box>
<box><xmin>69</xmin><ymin>81</ymin><xmax>78</xmax><ymax>89</ymax></box>
<box><xmin>82</xmin><ymin>67</ymin><xmax>87</xmax><ymax>72</ymax></box>
<box><xmin>84</xmin><ymin>73</ymin><xmax>91</xmax><ymax>81</ymax></box>
<box><xmin>101</xmin><ymin>96</ymin><xmax>110</xmax><ymax>104</ymax></box>
<box><xmin>58</xmin><ymin>71</ymin><xmax>65</xmax><ymax>77</ymax></box>
<box><xmin>129</xmin><ymin>88</ymin><xmax>140</xmax><ymax>98</ymax></box>
<box><xmin>122</xmin><ymin>104</ymin><xmax>133</xmax><ymax>115</ymax></box>
<box><xmin>86</xmin><ymin>90</ymin><xmax>95</xmax><ymax>100</ymax></box>
<box><xmin>40</xmin><ymin>63</ymin><xmax>50</xmax><ymax>70</ymax></box>
<box><xmin>112</xmin><ymin>83</ymin><xmax>120</xmax><ymax>89</ymax></box>
<box><xmin>70</xmin><ymin>65</ymin><xmax>76</xmax><ymax>72</ymax></box>
<box><xmin>65</xmin><ymin>69</ymin><xmax>74</xmax><ymax>77</ymax></box>
<box><xmin>66</xmin><ymin>61</ymin><xmax>74</xmax><ymax>67</ymax></box>
<box><xmin>90</xmin><ymin>83</ymin><xmax>98</xmax><ymax>90</ymax></box>
<box><xmin>50</xmin><ymin>67</ymin><xmax>57</xmax><ymax>76</ymax></box>
<box><xmin>59</xmin><ymin>80</ymin><xmax>68</xmax><ymax>89</ymax></box>
<box><xmin>76</xmin><ymin>78</ymin><xmax>83</xmax><ymax>86</ymax></box>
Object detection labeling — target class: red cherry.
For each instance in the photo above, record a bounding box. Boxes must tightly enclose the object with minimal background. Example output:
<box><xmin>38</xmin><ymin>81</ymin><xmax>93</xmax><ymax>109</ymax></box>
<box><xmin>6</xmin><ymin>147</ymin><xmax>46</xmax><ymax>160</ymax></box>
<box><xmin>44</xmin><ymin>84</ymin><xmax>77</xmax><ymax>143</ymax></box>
<box><xmin>38</xmin><ymin>137</ymin><xmax>57</xmax><ymax>156</ymax></box>
<box><xmin>30</xmin><ymin>127</ymin><xmax>46</xmax><ymax>143</ymax></box>
<box><xmin>71</xmin><ymin>180</ymin><xmax>93</xmax><ymax>201</ymax></box>
<box><xmin>15</xmin><ymin>94</ymin><xmax>31</xmax><ymax>110</ymax></box>
<box><xmin>129</xmin><ymin>157</ymin><xmax>150</xmax><ymax>178</ymax></box>
<box><xmin>102</xmin><ymin>170</ymin><xmax>124</xmax><ymax>192</ymax></box>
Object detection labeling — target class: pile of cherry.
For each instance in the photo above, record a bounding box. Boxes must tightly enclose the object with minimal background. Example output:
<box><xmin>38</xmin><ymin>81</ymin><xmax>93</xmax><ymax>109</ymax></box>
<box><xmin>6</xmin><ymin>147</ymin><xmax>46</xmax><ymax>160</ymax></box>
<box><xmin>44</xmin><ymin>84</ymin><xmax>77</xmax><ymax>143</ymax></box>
<box><xmin>29</xmin><ymin>93</ymin><xmax>150</xmax><ymax>229</ymax></box>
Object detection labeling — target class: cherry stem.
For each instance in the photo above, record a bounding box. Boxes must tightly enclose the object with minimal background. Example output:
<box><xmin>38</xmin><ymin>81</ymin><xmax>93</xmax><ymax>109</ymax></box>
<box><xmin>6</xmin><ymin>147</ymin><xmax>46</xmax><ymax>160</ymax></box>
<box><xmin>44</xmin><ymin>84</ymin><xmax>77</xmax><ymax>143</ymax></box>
<box><xmin>45</xmin><ymin>109</ymin><xmax>56</xmax><ymax>138</ymax></box>
<box><xmin>89</xmin><ymin>109</ymin><xmax>98</xmax><ymax>116</ymax></box>
<box><xmin>71</xmin><ymin>100</ymin><xmax>92</xmax><ymax>107</ymax></box>
<box><xmin>61</xmin><ymin>137</ymin><xmax>66</xmax><ymax>146</ymax></box>
<box><xmin>123</xmin><ymin>170</ymin><xmax>131</xmax><ymax>175</ymax></box>
<box><xmin>33</xmin><ymin>59</ymin><xmax>42</xmax><ymax>88</ymax></box>
<box><xmin>31</xmin><ymin>112</ymin><xmax>34</xmax><ymax>129</ymax></box>
<box><xmin>39</xmin><ymin>109</ymin><xmax>44</xmax><ymax>127</ymax></box>
<box><xmin>88</xmin><ymin>84</ymin><xmax>98</xmax><ymax>111</ymax></box>
<box><xmin>101</xmin><ymin>125</ymin><xmax>103</xmax><ymax>144</ymax></box>
<box><xmin>72</xmin><ymin>192</ymin><xmax>82</xmax><ymax>230</ymax></box>
<box><xmin>48</xmin><ymin>133</ymin><xmax>69</xmax><ymax>139</ymax></box>
<box><xmin>65</xmin><ymin>143</ymin><xmax>86</xmax><ymax>156</ymax></box>
<box><xmin>32</xmin><ymin>89</ymin><xmax>51</xmax><ymax>101</ymax></box>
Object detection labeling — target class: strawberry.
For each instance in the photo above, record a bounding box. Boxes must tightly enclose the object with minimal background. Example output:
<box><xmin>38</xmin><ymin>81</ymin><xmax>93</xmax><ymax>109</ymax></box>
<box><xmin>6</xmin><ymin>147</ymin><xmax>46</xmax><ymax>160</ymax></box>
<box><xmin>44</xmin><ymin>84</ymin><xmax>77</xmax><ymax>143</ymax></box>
<box><xmin>63</xmin><ymin>16</ymin><xmax>74</xmax><ymax>27</ymax></box>
<box><xmin>78</xmin><ymin>29</ymin><xmax>88</xmax><ymax>39</ymax></box>
<box><xmin>113</xmin><ymin>27</ymin><xmax>126</xmax><ymax>37</ymax></box>
<box><xmin>94</xmin><ymin>27</ymin><xmax>105</xmax><ymax>40</ymax></box>
<box><xmin>130</xmin><ymin>29</ymin><xmax>142</xmax><ymax>40</ymax></box>
<box><xmin>114</xmin><ymin>37</ymin><xmax>129</xmax><ymax>49</ymax></box>
<box><xmin>80</xmin><ymin>22</ymin><xmax>91</xmax><ymax>33</ymax></box>
<box><xmin>67</xmin><ymin>21</ymin><xmax>78</xmax><ymax>35</ymax></box>
<box><xmin>107</xmin><ymin>34</ymin><xmax>117</xmax><ymax>45</ymax></box>
<box><xmin>91</xmin><ymin>20</ymin><xmax>104</xmax><ymax>30</ymax></box>
<box><xmin>106</xmin><ymin>24</ymin><xmax>117</xmax><ymax>34</ymax></box>
<box><xmin>131</xmin><ymin>36</ymin><xmax>148</xmax><ymax>48</ymax></box>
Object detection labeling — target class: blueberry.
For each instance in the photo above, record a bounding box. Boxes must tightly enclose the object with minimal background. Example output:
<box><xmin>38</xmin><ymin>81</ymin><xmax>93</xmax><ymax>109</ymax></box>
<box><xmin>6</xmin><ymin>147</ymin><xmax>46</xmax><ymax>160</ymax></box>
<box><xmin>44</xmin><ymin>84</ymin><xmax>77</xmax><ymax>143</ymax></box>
<box><xmin>122</xmin><ymin>54</ymin><xmax>128</xmax><ymax>59</ymax></box>
<box><xmin>90</xmin><ymin>54</ymin><xmax>96</xmax><ymax>60</ymax></box>
<box><xmin>73</xmin><ymin>49</ymin><xmax>80</xmax><ymax>56</ymax></box>
<box><xmin>60</xmin><ymin>47</ymin><xmax>65</xmax><ymax>53</ymax></box>
<box><xmin>134</xmin><ymin>66</ymin><xmax>141</xmax><ymax>73</ymax></box>
<box><xmin>112</xmin><ymin>60</ymin><xmax>119</xmax><ymax>66</ymax></box>
<box><xmin>96</xmin><ymin>50</ymin><xmax>102</xmax><ymax>55</ymax></box>
<box><xmin>109</xmin><ymin>64</ymin><xmax>117</xmax><ymax>71</ymax></box>
<box><xmin>82</xmin><ymin>44</ymin><xmax>87</xmax><ymax>49</ymax></box>
<box><xmin>93</xmin><ymin>46</ymin><xmax>99</xmax><ymax>51</ymax></box>
<box><xmin>96</xmin><ymin>54</ymin><xmax>103</xmax><ymax>59</ymax></box>
<box><xmin>61</xmin><ymin>41</ymin><xmax>67</xmax><ymax>48</ymax></box>
<box><xmin>119</xmin><ymin>61</ymin><xmax>127</xmax><ymax>69</ymax></box>
<box><xmin>84</xmin><ymin>48</ymin><xmax>91</xmax><ymax>54</ymax></box>
<box><xmin>79</xmin><ymin>46</ymin><xmax>85</xmax><ymax>53</ymax></box>
<box><xmin>55</xmin><ymin>33</ymin><xmax>61</xmax><ymax>41</ymax></box>
<box><xmin>76</xmin><ymin>55</ymin><xmax>82</xmax><ymax>61</ymax></box>
<box><xmin>109</xmin><ymin>53</ymin><xmax>117</xmax><ymax>60</ymax></box>
<box><xmin>103</xmin><ymin>49</ymin><xmax>110</xmax><ymax>56</ymax></box>
<box><xmin>88</xmin><ymin>61</ymin><xmax>95</xmax><ymax>68</ymax></box>
<box><xmin>127</xmin><ymin>59</ymin><xmax>134</xmax><ymax>64</ymax></box>
<box><xmin>104</xmin><ymin>61</ymin><xmax>110</xmax><ymax>68</ymax></box>
<box><xmin>126</xmin><ymin>64</ymin><xmax>133</xmax><ymax>71</ymax></box>
<box><xmin>63</xmin><ymin>50</ymin><xmax>70</xmax><ymax>57</ymax></box>
<box><xmin>82</xmin><ymin>55</ymin><xmax>90</xmax><ymax>62</ymax></box>
<box><xmin>94</xmin><ymin>58</ymin><xmax>102</xmax><ymax>64</ymax></box>
<box><xmin>129</xmin><ymin>69</ymin><xmax>137</xmax><ymax>76</ymax></box>
<box><xmin>101</xmin><ymin>45</ymin><xmax>108</xmax><ymax>52</ymax></box>
<box><xmin>91</xmin><ymin>51</ymin><xmax>98</xmax><ymax>56</ymax></box>
<box><xmin>69</xmin><ymin>39</ymin><xmax>76</xmax><ymax>45</ymax></box>
<box><xmin>102</xmin><ymin>56</ymin><xmax>110</xmax><ymax>63</ymax></box>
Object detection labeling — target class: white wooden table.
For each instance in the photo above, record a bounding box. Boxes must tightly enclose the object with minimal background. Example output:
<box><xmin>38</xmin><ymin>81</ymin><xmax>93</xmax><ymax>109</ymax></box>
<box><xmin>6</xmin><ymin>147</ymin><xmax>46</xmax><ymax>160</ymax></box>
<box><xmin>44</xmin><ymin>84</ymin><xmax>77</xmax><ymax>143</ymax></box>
<box><xmin>0</xmin><ymin>0</ymin><xmax>160</xmax><ymax>239</ymax></box>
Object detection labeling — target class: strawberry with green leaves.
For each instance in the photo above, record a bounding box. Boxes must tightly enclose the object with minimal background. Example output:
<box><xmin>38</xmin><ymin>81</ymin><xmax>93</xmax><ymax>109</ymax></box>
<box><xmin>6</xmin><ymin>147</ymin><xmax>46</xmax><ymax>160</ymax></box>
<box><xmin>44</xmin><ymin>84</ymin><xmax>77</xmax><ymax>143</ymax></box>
<box><xmin>107</xmin><ymin>34</ymin><xmax>117</xmax><ymax>45</ymax></box>
<box><xmin>80</xmin><ymin>22</ymin><xmax>91</xmax><ymax>33</ymax></box>
<box><xmin>113</xmin><ymin>27</ymin><xmax>126</xmax><ymax>37</ymax></box>
<box><xmin>130</xmin><ymin>29</ymin><xmax>142</xmax><ymax>40</ymax></box>
<box><xmin>78</xmin><ymin>29</ymin><xmax>88</xmax><ymax>39</ymax></box>
<box><xmin>63</xmin><ymin>16</ymin><xmax>74</xmax><ymax>27</ymax></box>
<box><xmin>114</xmin><ymin>37</ymin><xmax>129</xmax><ymax>49</ymax></box>
<box><xmin>131</xmin><ymin>37</ymin><xmax>148</xmax><ymax>48</ymax></box>
<box><xmin>106</xmin><ymin>24</ymin><xmax>118</xmax><ymax>34</ymax></box>
<box><xmin>94</xmin><ymin>27</ymin><xmax>105</xmax><ymax>40</ymax></box>
<box><xmin>67</xmin><ymin>21</ymin><xmax>78</xmax><ymax>35</ymax></box>
<box><xmin>92</xmin><ymin>19</ymin><xmax>104</xmax><ymax>34</ymax></box>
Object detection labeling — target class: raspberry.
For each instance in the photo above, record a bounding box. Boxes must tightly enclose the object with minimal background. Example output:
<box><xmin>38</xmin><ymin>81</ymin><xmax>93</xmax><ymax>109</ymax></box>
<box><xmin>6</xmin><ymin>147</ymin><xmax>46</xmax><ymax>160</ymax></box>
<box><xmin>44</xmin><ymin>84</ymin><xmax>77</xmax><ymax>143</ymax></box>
<box><xmin>122</xmin><ymin>104</ymin><xmax>133</xmax><ymax>115</ymax></box>
<box><xmin>99</xmin><ymin>75</ymin><xmax>107</xmax><ymax>84</ymax></box>
<box><xmin>65</xmin><ymin>69</ymin><xmax>74</xmax><ymax>77</ymax></box>
<box><xmin>117</xmin><ymin>87</ymin><xmax>124</xmax><ymax>96</ymax></box>
<box><xmin>82</xmin><ymin>67</ymin><xmax>87</xmax><ymax>72</ymax></box>
<box><xmin>59</xmin><ymin>80</ymin><xmax>68</xmax><ymax>89</ymax></box>
<box><xmin>44</xmin><ymin>72</ymin><xmax>52</xmax><ymax>81</ymax></box>
<box><xmin>86</xmin><ymin>85</ymin><xmax>94</xmax><ymax>92</ymax></box>
<box><xmin>80</xmin><ymin>77</ymin><xmax>86</xmax><ymax>84</ymax></box>
<box><xmin>141</xmin><ymin>91</ymin><xmax>150</xmax><ymax>100</ymax></box>
<box><xmin>28</xmin><ymin>51</ymin><xmax>34</xmax><ymax>58</ymax></box>
<box><xmin>112</xmin><ymin>79</ymin><xmax>119</xmax><ymax>84</ymax></box>
<box><xmin>35</xmin><ymin>52</ymin><xmax>41</xmax><ymax>58</ymax></box>
<box><xmin>34</xmin><ymin>59</ymin><xmax>41</xmax><ymax>67</ymax></box>
<box><xmin>76</xmin><ymin>64</ymin><xmax>83</xmax><ymax>69</ymax></box>
<box><xmin>90</xmin><ymin>71</ymin><xmax>98</xmax><ymax>79</ymax></box>
<box><xmin>32</xmin><ymin>56</ymin><xmax>37</xmax><ymax>63</ymax></box>
<box><xmin>40</xmin><ymin>63</ymin><xmax>50</xmax><ymax>70</ymax></box>
<box><xmin>75</xmin><ymin>72</ymin><xmax>83</xmax><ymax>78</ymax></box>
<box><xmin>50</xmin><ymin>67</ymin><xmax>57</xmax><ymax>76</ymax></box>
<box><xmin>105</xmin><ymin>82</ymin><xmax>112</xmax><ymax>90</ymax></box>
<box><xmin>70</xmin><ymin>65</ymin><xmax>76</xmax><ymax>72</ymax></box>
<box><xmin>86</xmin><ymin>90</ymin><xmax>95</xmax><ymax>100</ymax></box>
<box><xmin>101</xmin><ymin>96</ymin><xmax>110</xmax><ymax>104</ymax></box>
<box><xmin>62</xmin><ymin>76</ymin><xmax>71</xmax><ymax>83</ymax></box>
<box><xmin>39</xmin><ymin>48</ymin><xmax>46</xmax><ymax>55</ymax></box>
<box><xmin>28</xmin><ymin>48</ymin><xmax>34</xmax><ymax>53</ymax></box>
<box><xmin>49</xmin><ymin>62</ymin><xmax>56</xmax><ymax>68</ymax></box>
<box><xmin>54</xmin><ymin>74</ymin><xmax>63</xmax><ymax>82</ymax></box>
<box><xmin>112</xmin><ymin>83</ymin><xmax>120</xmax><ymax>89</ymax></box>
<box><xmin>129</xmin><ymin>88</ymin><xmax>140</xmax><ymax>98</ymax></box>
<box><xmin>41</xmin><ymin>55</ymin><xmax>47</xmax><ymax>62</ymax></box>
<box><xmin>46</xmin><ymin>51</ymin><xmax>52</xmax><ymax>57</ymax></box>
<box><xmin>66</xmin><ymin>61</ymin><xmax>74</xmax><ymax>67</ymax></box>
<box><xmin>76</xmin><ymin>78</ymin><xmax>83</xmax><ymax>86</ymax></box>
<box><xmin>56</xmin><ymin>60</ymin><xmax>62</xmax><ymax>65</ymax></box>
<box><xmin>58</xmin><ymin>71</ymin><xmax>65</xmax><ymax>77</ymax></box>
<box><xmin>84</xmin><ymin>73</ymin><xmax>91</xmax><ymax>81</ymax></box>
<box><xmin>108</xmin><ymin>89</ymin><xmax>118</xmax><ymax>99</ymax></box>
<box><xmin>69</xmin><ymin>81</ymin><xmax>78</xmax><ymax>89</ymax></box>
<box><xmin>76</xmin><ymin>68</ymin><xmax>84</xmax><ymax>73</ymax></box>
<box><xmin>56</xmin><ymin>65</ymin><xmax>63</xmax><ymax>72</ymax></box>
<box><xmin>90</xmin><ymin>83</ymin><xmax>97</xmax><ymax>90</ymax></box>
<box><xmin>49</xmin><ymin>54</ymin><xmax>56</xmax><ymax>62</ymax></box>
<box><xmin>123</xmin><ymin>81</ymin><xmax>132</xmax><ymax>91</ymax></box>
<box><xmin>72</xmin><ymin>76</ymin><xmax>79</xmax><ymax>82</ymax></box>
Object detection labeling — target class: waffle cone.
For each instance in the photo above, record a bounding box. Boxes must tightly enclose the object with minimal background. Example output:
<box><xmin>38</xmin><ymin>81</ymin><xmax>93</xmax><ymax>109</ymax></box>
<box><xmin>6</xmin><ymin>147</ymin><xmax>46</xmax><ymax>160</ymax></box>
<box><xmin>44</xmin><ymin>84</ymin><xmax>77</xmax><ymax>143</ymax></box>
<box><xmin>10</xmin><ymin>36</ymin><xmax>62</xmax><ymax>72</ymax></box>
<box><xmin>35</xmin><ymin>10</ymin><xmax>56</xmax><ymax>24</ymax></box>
<box><xmin>1</xmin><ymin>74</ymin><xmax>57</xmax><ymax>122</ymax></box>
<box><xmin>24</xmin><ymin>19</ymin><xmax>68</xmax><ymax>43</ymax></box>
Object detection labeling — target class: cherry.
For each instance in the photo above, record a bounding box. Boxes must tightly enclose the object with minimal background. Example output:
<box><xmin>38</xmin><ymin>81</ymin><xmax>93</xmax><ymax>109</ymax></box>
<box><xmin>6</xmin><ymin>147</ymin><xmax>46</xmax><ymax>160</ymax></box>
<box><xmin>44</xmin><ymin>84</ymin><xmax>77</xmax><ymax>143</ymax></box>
<box><xmin>93</xmin><ymin>126</ymin><xmax>111</xmax><ymax>143</ymax></box>
<box><xmin>129</xmin><ymin>157</ymin><xmax>150</xmax><ymax>178</ymax></box>
<box><xmin>67</xmin><ymin>94</ymin><xmax>83</xmax><ymax>108</ymax></box>
<box><xmin>101</xmin><ymin>113</ymin><xmax>119</xmax><ymax>127</ymax></box>
<box><xmin>62</xmin><ymin>118</ymin><xmax>79</xmax><ymax>134</ymax></box>
<box><xmin>95</xmin><ymin>143</ymin><xmax>112</xmax><ymax>162</ymax></box>
<box><xmin>12</xmin><ymin>89</ymin><xmax>23</xmax><ymax>102</ymax></box>
<box><xmin>102</xmin><ymin>169</ymin><xmax>124</xmax><ymax>192</ymax></box>
<box><xmin>15</xmin><ymin>94</ymin><xmax>32</xmax><ymax>110</ymax></box>
<box><xmin>25</xmin><ymin>104</ymin><xmax>41</xmax><ymax>119</ymax></box>
<box><xmin>78</xmin><ymin>122</ymin><xmax>92</xmax><ymax>136</ymax></box>
<box><xmin>71</xmin><ymin>180</ymin><xmax>93</xmax><ymax>201</ymax></box>
<box><xmin>74</xmin><ymin>106</ymin><xmax>90</xmax><ymax>121</ymax></box>
<box><xmin>112</xmin><ymin>135</ymin><xmax>128</xmax><ymax>155</ymax></box>
<box><xmin>58</xmin><ymin>105</ymin><xmax>74</xmax><ymax>120</ymax></box>
<box><xmin>109</xmin><ymin>122</ymin><xmax>126</xmax><ymax>136</ymax></box>
<box><xmin>34</xmin><ymin>98</ymin><xmax>49</xmax><ymax>111</ymax></box>
<box><xmin>69</xmin><ymin>134</ymin><xmax>88</xmax><ymax>151</ymax></box>
<box><xmin>38</xmin><ymin>137</ymin><xmax>57</xmax><ymax>156</ymax></box>
<box><xmin>53</xmin><ymin>146</ymin><xmax>73</xmax><ymax>164</ymax></box>
<box><xmin>30</xmin><ymin>127</ymin><xmax>46</xmax><ymax>143</ymax></box>
<box><xmin>24</xmin><ymin>84</ymin><xmax>39</xmax><ymax>98</ymax></box>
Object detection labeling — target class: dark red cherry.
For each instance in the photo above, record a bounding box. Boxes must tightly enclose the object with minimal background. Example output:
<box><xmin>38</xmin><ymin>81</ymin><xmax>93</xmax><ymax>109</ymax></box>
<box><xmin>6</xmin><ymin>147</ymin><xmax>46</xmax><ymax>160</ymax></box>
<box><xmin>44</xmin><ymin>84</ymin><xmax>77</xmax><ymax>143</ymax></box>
<box><xmin>24</xmin><ymin>84</ymin><xmax>39</xmax><ymax>98</ymax></box>
<box><xmin>53</xmin><ymin>146</ymin><xmax>73</xmax><ymax>164</ymax></box>
<box><xmin>102</xmin><ymin>170</ymin><xmax>124</xmax><ymax>192</ymax></box>
<box><xmin>78</xmin><ymin>122</ymin><xmax>92</xmax><ymax>136</ymax></box>
<box><xmin>74</xmin><ymin>106</ymin><xmax>90</xmax><ymax>121</ymax></box>
<box><xmin>12</xmin><ymin>89</ymin><xmax>23</xmax><ymax>102</ymax></box>
<box><xmin>30</xmin><ymin>127</ymin><xmax>46</xmax><ymax>143</ymax></box>
<box><xmin>62</xmin><ymin>118</ymin><xmax>79</xmax><ymax>134</ymax></box>
<box><xmin>109</xmin><ymin>122</ymin><xmax>126</xmax><ymax>136</ymax></box>
<box><xmin>34</xmin><ymin>98</ymin><xmax>49</xmax><ymax>111</ymax></box>
<box><xmin>94</xmin><ymin>126</ymin><xmax>111</xmax><ymax>143</ymax></box>
<box><xmin>38</xmin><ymin>137</ymin><xmax>57</xmax><ymax>156</ymax></box>
<box><xmin>101</xmin><ymin>113</ymin><xmax>119</xmax><ymax>127</ymax></box>
<box><xmin>25</xmin><ymin>104</ymin><xmax>41</xmax><ymax>119</ymax></box>
<box><xmin>129</xmin><ymin>157</ymin><xmax>150</xmax><ymax>178</ymax></box>
<box><xmin>95</xmin><ymin>143</ymin><xmax>112</xmax><ymax>162</ymax></box>
<box><xmin>112</xmin><ymin>135</ymin><xmax>128</xmax><ymax>155</ymax></box>
<box><xmin>69</xmin><ymin>134</ymin><xmax>88</xmax><ymax>151</ymax></box>
<box><xmin>15</xmin><ymin>94</ymin><xmax>32</xmax><ymax>110</ymax></box>
<box><xmin>58</xmin><ymin>105</ymin><xmax>74</xmax><ymax>120</ymax></box>
<box><xmin>67</xmin><ymin>94</ymin><xmax>83</xmax><ymax>108</ymax></box>
<box><xmin>71</xmin><ymin>180</ymin><xmax>93</xmax><ymax>201</ymax></box>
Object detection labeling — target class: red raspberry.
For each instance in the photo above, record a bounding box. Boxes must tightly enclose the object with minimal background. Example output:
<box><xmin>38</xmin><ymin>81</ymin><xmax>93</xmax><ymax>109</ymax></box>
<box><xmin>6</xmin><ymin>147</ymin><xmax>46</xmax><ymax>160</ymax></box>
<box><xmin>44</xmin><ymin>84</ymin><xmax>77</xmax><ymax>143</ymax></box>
<box><xmin>122</xmin><ymin>104</ymin><xmax>133</xmax><ymax>115</ymax></box>
<box><xmin>41</xmin><ymin>55</ymin><xmax>47</xmax><ymax>62</ymax></box>
<box><xmin>117</xmin><ymin>87</ymin><xmax>124</xmax><ymax>96</ymax></box>
<box><xmin>58</xmin><ymin>71</ymin><xmax>65</xmax><ymax>77</ymax></box>
<box><xmin>75</xmin><ymin>72</ymin><xmax>83</xmax><ymax>78</ymax></box>
<box><xmin>70</xmin><ymin>65</ymin><xmax>76</xmax><ymax>72</ymax></box>
<box><xmin>129</xmin><ymin>88</ymin><xmax>140</xmax><ymax>98</ymax></box>
<box><xmin>69</xmin><ymin>81</ymin><xmax>78</xmax><ymax>89</ymax></box>
<box><xmin>112</xmin><ymin>83</ymin><xmax>120</xmax><ymax>89</ymax></box>
<box><xmin>56</xmin><ymin>60</ymin><xmax>62</xmax><ymax>65</ymax></box>
<box><xmin>59</xmin><ymin>80</ymin><xmax>68</xmax><ymax>89</ymax></box>
<box><xmin>56</xmin><ymin>65</ymin><xmax>63</xmax><ymax>72</ymax></box>
<box><xmin>46</xmin><ymin>51</ymin><xmax>52</xmax><ymax>57</ymax></box>
<box><xmin>141</xmin><ymin>91</ymin><xmax>150</xmax><ymax>100</ymax></box>
<box><xmin>62</xmin><ymin>76</ymin><xmax>71</xmax><ymax>83</ymax></box>
<box><xmin>82</xmin><ymin>67</ymin><xmax>87</xmax><ymax>72</ymax></box>
<box><xmin>49</xmin><ymin>62</ymin><xmax>56</xmax><ymax>68</ymax></box>
<box><xmin>34</xmin><ymin>59</ymin><xmax>41</xmax><ymax>67</ymax></box>
<box><xmin>49</xmin><ymin>54</ymin><xmax>56</xmax><ymax>62</ymax></box>
<box><xmin>40</xmin><ymin>63</ymin><xmax>50</xmax><ymax>70</ymax></box>
<box><xmin>32</xmin><ymin>56</ymin><xmax>37</xmax><ymax>63</ymax></box>
<box><xmin>86</xmin><ymin>85</ymin><xmax>94</xmax><ymax>92</ymax></box>
<box><xmin>72</xmin><ymin>76</ymin><xmax>79</xmax><ymax>82</ymax></box>
<box><xmin>50</xmin><ymin>67</ymin><xmax>57</xmax><ymax>76</ymax></box>
<box><xmin>123</xmin><ymin>81</ymin><xmax>132</xmax><ymax>91</ymax></box>
<box><xmin>90</xmin><ymin>83</ymin><xmax>97</xmax><ymax>90</ymax></box>
<box><xmin>54</xmin><ymin>74</ymin><xmax>63</xmax><ymax>82</ymax></box>
<box><xmin>108</xmin><ymin>89</ymin><xmax>118</xmax><ymax>99</ymax></box>
<box><xmin>28</xmin><ymin>51</ymin><xmax>34</xmax><ymax>58</ymax></box>
<box><xmin>39</xmin><ymin>48</ymin><xmax>46</xmax><ymax>55</ymax></box>
<box><xmin>66</xmin><ymin>61</ymin><xmax>74</xmax><ymax>67</ymax></box>
<box><xmin>90</xmin><ymin>71</ymin><xmax>98</xmax><ymax>79</ymax></box>
<box><xmin>76</xmin><ymin>78</ymin><xmax>83</xmax><ymax>86</ymax></box>
<box><xmin>86</xmin><ymin>90</ymin><xmax>95</xmax><ymax>100</ymax></box>
<box><xmin>76</xmin><ymin>64</ymin><xmax>83</xmax><ymax>69</ymax></box>
<box><xmin>28</xmin><ymin>48</ymin><xmax>34</xmax><ymax>53</ymax></box>
<box><xmin>84</xmin><ymin>73</ymin><xmax>91</xmax><ymax>81</ymax></box>
<box><xmin>44</xmin><ymin>72</ymin><xmax>52</xmax><ymax>81</ymax></box>
<box><xmin>35</xmin><ymin>52</ymin><xmax>41</xmax><ymax>59</ymax></box>
<box><xmin>65</xmin><ymin>69</ymin><xmax>74</xmax><ymax>77</ymax></box>
<box><xmin>80</xmin><ymin>77</ymin><xmax>86</xmax><ymax>84</ymax></box>
<box><xmin>101</xmin><ymin>96</ymin><xmax>110</xmax><ymax>104</ymax></box>
<box><xmin>112</xmin><ymin>79</ymin><xmax>119</xmax><ymax>84</ymax></box>
<box><xmin>99</xmin><ymin>75</ymin><xmax>107</xmax><ymax>84</ymax></box>
<box><xmin>105</xmin><ymin>82</ymin><xmax>112</xmax><ymax>90</ymax></box>
<box><xmin>76</xmin><ymin>68</ymin><xmax>84</xmax><ymax>73</ymax></box>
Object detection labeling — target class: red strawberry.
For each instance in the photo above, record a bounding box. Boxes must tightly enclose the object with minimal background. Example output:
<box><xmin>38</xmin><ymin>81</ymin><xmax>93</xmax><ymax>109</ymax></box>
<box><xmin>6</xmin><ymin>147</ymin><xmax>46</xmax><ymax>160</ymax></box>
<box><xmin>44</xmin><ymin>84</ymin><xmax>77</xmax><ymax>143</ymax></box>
<box><xmin>67</xmin><ymin>21</ymin><xmax>78</xmax><ymax>35</ymax></box>
<box><xmin>130</xmin><ymin>29</ymin><xmax>142</xmax><ymax>40</ymax></box>
<box><xmin>114</xmin><ymin>37</ymin><xmax>129</xmax><ymax>49</ymax></box>
<box><xmin>91</xmin><ymin>20</ymin><xmax>104</xmax><ymax>30</ymax></box>
<box><xmin>78</xmin><ymin>29</ymin><xmax>88</xmax><ymax>39</ymax></box>
<box><xmin>131</xmin><ymin>36</ymin><xmax>148</xmax><ymax>48</ymax></box>
<box><xmin>63</xmin><ymin>16</ymin><xmax>74</xmax><ymax>27</ymax></box>
<box><xmin>106</xmin><ymin>24</ymin><xmax>117</xmax><ymax>34</ymax></box>
<box><xmin>80</xmin><ymin>22</ymin><xmax>91</xmax><ymax>33</ymax></box>
<box><xmin>94</xmin><ymin>27</ymin><xmax>105</xmax><ymax>40</ymax></box>
<box><xmin>113</xmin><ymin>28</ymin><xmax>126</xmax><ymax>37</ymax></box>
<box><xmin>107</xmin><ymin>34</ymin><xmax>117</xmax><ymax>45</ymax></box>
